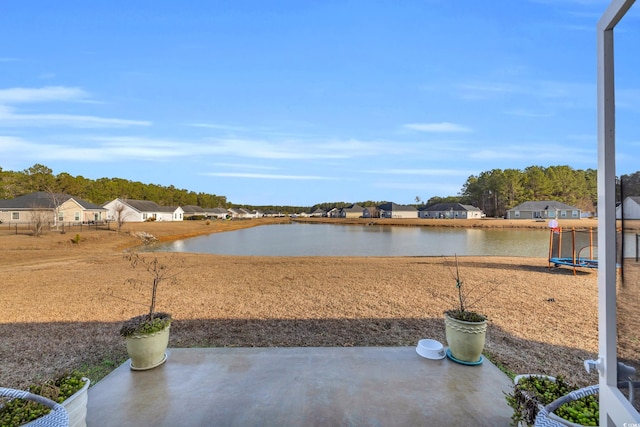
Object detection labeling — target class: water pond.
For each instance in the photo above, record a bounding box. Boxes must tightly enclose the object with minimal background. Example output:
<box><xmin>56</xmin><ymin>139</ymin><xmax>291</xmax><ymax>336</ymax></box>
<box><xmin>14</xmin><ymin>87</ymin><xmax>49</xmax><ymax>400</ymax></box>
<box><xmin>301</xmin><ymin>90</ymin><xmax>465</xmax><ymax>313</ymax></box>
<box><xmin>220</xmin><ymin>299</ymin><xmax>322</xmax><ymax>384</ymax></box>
<box><xmin>142</xmin><ymin>223</ymin><xmax>553</xmax><ymax>257</ymax></box>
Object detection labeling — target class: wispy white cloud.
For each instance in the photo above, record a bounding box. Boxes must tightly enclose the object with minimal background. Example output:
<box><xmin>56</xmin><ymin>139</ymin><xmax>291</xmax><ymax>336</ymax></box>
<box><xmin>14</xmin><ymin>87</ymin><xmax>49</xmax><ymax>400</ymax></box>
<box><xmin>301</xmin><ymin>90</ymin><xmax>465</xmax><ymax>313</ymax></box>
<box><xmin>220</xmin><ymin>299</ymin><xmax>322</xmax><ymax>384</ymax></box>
<box><xmin>0</xmin><ymin>106</ymin><xmax>151</xmax><ymax>128</ymax></box>
<box><xmin>616</xmin><ymin>88</ymin><xmax>640</xmax><ymax>111</ymax></box>
<box><xmin>213</xmin><ymin>162</ymin><xmax>278</xmax><ymax>170</ymax></box>
<box><xmin>0</xmin><ymin>136</ymin><xmax>107</xmax><ymax>162</ymax></box>
<box><xmin>505</xmin><ymin>109</ymin><xmax>554</xmax><ymax>118</ymax></box>
<box><xmin>203</xmin><ymin>138</ymin><xmax>407</xmax><ymax>160</ymax></box>
<box><xmin>374</xmin><ymin>181</ymin><xmax>463</xmax><ymax>195</ymax></box>
<box><xmin>1</xmin><ymin>134</ymin><xmax>408</xmax><ymax>164</ymax></box>
<box><xmin>187</xmin><ymin>123</ymin><xmax>247</xmax><ymax>131</ymax></box>
<box><xmin>0</xmin><ymin>57</ymin><xmax>19</xmax><ymax>62</ymax></box>
<box><xmin>0</xmin><ymin>86</ymin><xmax>89</xmax><ymax>104</ymax></box>
<box><xmin>364</xmin><ymin>168</ymin><xmax>470</xmax><ymax>177</ymax></box>
<box><xmin>202</xmin><ymin>172</ymin><xmax>337</xmax><ymax>180</ymax></box>
<box><xmin>470</xmin><ymin>143</ymin><xmax>594</xmax><ymax>164</ymax></box>
<box><xmin>38</xmin><ymin>73</ymin><xmax>57</xmax><ymax>80</ymax></box>
<box><xmin>0</xmin><ymin>86</ymin><xmax>148</xmax><ymax>128</ymax></box>
<box><xmin>456</xmin><ymin>79</ymin><xmax>594</xmax><ymax>109</ymax></box>
<box><xmin>402</xmin><ymin>122</ymin><xmax>472</xmax><ymax>133</ymax></box>
<box><xmin>456</xmin><ymin>82</ymin><xmax>523</xmax><ymax>100</ymax></box>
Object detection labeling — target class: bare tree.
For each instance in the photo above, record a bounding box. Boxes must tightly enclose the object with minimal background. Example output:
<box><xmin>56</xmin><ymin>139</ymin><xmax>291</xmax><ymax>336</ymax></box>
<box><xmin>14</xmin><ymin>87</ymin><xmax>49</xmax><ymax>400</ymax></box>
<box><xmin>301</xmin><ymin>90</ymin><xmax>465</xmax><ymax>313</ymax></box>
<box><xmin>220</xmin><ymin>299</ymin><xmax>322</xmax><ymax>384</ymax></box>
<box><xmin>114</xmin><ymin>202</ymin><xmax>131</xmax><ymax>231</ymax></box>
<box><xmin>29</xmin><ymin>208</ymin><xmax>51</xmax><ymax>237</ymax></box>
<box><xmin>45</xmin><ymin>188</ymin><xmax>65</xmax><ymax>230</ymax></box>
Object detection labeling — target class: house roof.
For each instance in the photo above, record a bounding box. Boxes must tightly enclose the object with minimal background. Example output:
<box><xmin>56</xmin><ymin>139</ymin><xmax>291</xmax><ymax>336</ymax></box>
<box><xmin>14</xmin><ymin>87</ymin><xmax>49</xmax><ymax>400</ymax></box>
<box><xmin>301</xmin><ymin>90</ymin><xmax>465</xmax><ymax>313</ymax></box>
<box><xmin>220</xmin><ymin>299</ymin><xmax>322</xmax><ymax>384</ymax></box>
<box><xmin>342</xmin><ymin>204</ymin><xmax>364</xmax><ymax>212</ymax></box>
<box><xmin>206</xmin><ymin>207</ymin><xmax>229</xmax><ymax>214</ymax></box>
<box><xmin>626</xmin><ymin>196</ymin><xmax>640</xmax><ymax>204</ymax></box>
<box><xmin>120</xmin><ymin>199</ymin><xmax>162</xmax><ymax>212</ymax></box>
<box><xmin>378</xmin><ymin>202</ymin><xmax>417</xmax><ymax>212</ymax></box>
<box><xmin>508</xmin><ymin>200</ymin><xmax>579</xmax><ymax>211</ymax></box>
<box><xmin>157</xmin><ymin>206</ymin><xmax>181</xmax><ymax>213</ymax></box>
<box><xmin>421</xmin><ymin>203</ymin><xmax>481</xmax><ymax>212</ymax></box>
<box><xmin>0</xmin><ymin>192</ymin><xmax>105</xmax><ymax>210</ymax></box>
<box><xmin>181</xmin><ymin>205</ymin><xmax>206</xmax><ymax>214</ymax></box>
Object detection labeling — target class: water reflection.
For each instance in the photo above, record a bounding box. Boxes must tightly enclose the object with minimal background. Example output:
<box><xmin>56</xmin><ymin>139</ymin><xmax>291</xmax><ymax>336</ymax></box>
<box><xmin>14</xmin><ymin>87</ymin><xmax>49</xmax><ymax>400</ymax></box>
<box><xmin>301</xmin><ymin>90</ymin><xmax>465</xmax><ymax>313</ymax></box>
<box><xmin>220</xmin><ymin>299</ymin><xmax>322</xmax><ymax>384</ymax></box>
<box><xmin>142</xmin><ymin>223</ymin><xmax>552</xmax><ymax>257</ymax></box>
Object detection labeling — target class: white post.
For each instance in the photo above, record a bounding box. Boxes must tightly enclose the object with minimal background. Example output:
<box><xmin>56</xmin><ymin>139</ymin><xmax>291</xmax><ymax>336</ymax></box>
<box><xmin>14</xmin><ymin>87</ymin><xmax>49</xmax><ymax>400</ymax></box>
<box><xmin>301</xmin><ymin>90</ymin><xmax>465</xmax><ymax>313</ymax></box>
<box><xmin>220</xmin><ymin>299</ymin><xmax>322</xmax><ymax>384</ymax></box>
<box><xmin>596</xmin><ymin>0</ymin><xmax>639</xmax><ymax>425</ymax></box>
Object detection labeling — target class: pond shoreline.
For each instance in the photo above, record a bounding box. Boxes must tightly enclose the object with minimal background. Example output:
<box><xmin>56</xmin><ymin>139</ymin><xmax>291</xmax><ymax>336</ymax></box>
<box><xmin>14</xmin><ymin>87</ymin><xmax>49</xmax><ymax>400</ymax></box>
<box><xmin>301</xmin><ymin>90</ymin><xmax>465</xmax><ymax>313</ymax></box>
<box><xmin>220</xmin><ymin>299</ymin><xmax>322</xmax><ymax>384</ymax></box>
<box><xmin>291</xmin><ymin>216</ymin><xmax>601</xmax><ymax>230</ymax></box>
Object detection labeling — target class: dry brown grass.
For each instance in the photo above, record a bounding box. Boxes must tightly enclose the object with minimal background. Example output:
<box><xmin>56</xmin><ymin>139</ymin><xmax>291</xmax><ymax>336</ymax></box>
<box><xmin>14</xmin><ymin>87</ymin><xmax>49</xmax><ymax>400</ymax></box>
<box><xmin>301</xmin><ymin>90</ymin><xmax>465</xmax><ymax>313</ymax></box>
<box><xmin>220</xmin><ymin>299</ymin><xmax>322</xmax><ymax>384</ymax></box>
<box><xmin>0</xmin><ymin>217</ymin><xmax>628</xmax><ymax>391</ymax></box>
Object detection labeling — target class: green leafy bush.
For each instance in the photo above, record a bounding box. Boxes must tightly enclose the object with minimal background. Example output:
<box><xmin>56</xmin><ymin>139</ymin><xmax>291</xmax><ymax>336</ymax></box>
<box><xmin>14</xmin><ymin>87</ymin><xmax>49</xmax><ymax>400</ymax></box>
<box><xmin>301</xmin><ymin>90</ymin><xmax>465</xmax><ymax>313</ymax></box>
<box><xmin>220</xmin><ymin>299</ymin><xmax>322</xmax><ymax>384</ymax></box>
<box><xmin>0</xmin><ymin>371</ymin><xmax>87</xmax><ymax>427</ymax></box>
<box><xmin>505</xmin><ymin>375</ymin><xmax>599</xmax><ymax>426</ymax></box>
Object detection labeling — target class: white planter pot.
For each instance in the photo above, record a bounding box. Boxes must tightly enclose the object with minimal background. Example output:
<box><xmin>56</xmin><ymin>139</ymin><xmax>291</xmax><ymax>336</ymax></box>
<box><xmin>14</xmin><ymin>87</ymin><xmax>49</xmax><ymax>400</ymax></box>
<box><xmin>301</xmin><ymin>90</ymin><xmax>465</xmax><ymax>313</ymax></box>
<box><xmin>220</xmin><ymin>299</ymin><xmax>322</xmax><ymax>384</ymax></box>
<box><xmin>125</xmin><ymin>324</ymin><xmax>170</xmax><ymax>370</ymax></box>
<box><xmin>444</xmin><ymin>313</ymin><xmax>487</xmax><ymax>363</ymax></box>
<box><xmin>62</xmin><ymin>378</ymin><xmax>90</xmax><ymax>427</ymax></box>
<box><xmin>22</xmin><ymin>377</ymin><xmax>90</xmax><ymax>427</ymax></box>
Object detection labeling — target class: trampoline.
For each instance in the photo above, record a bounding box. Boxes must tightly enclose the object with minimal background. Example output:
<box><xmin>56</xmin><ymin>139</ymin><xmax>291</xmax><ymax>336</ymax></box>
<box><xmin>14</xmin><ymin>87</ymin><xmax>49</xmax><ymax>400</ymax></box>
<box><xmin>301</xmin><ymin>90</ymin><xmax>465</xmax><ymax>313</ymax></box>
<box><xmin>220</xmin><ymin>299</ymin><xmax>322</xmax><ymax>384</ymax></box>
<box><xmin>548</xmin><ymin>226</ymin><xmax>598</xmax><ymax>275</ymax></box>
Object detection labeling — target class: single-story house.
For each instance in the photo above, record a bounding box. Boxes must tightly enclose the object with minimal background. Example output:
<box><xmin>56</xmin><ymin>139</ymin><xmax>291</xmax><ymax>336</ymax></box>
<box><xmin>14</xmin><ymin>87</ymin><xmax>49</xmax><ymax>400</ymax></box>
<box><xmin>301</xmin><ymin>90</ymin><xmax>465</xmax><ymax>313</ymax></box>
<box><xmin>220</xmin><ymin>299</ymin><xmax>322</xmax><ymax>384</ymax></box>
<box><xmin>616</xmin><ymin>196</ymin><xmax>640</xmax><ymax>219</ymax></box>
<box><xmin>181</xmin><ymin>205</ymin><xmax>207</xmax><ymax>219</ymax></box>
<box><xmin>103</xmin><ymin>199</ymin><xmax>183</xmax><ymax>222</ymax></box>
<box><xmin>310</xmin><ymin>208</ymin><xmax>326</xmax><ymax>217</ymax></box>
<box><xmin>263</xmin><ymin>210</ymin><xmax>285</xmax><ymax>217</ymax></box>
<box><xmin>0</xmin><ymin>191</ymin><xmax>106</xmax><ymax>225</ymax></box>
<box><xmin>327</xmin><ymin>208</ymin><xmax>341</xmax><ymax>218</ymax></box>
<box><xmin>419</xmin><ymin>203</ymin><xmax>483</xmax><ymax>219</ymax></box>
<box><xmin>227</xmin><ymin>208</ymin><xmax>254</xmax><ymax>219</ymax></box>
<box><xmin>377</xmin><ymin>202</ymin><xmax>418</xmax><ymax>219</ymax></box>
<box><xmin>340</xmin><ymin>204</ymin><xmax>368</xmax><ymax>218</ymax></box>
<box><xmin>505</xmin><ymin>200</ymin><xmax>581</xmax><ymax>220</ymax></box>
<box><xmin>205</xmin><ymin>207</ymin><xmax>230</xmax><ymax>219</ymax></box>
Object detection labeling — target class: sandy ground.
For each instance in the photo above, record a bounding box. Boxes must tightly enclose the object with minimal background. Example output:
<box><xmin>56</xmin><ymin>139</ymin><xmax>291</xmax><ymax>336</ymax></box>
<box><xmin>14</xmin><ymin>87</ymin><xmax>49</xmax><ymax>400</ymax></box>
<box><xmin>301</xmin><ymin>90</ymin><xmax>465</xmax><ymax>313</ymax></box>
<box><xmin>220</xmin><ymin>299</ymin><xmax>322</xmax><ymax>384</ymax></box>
<box><xmin>0</xmin><ymin>217</ymin><xmax>634</xmax><ymax>392</ymax></box>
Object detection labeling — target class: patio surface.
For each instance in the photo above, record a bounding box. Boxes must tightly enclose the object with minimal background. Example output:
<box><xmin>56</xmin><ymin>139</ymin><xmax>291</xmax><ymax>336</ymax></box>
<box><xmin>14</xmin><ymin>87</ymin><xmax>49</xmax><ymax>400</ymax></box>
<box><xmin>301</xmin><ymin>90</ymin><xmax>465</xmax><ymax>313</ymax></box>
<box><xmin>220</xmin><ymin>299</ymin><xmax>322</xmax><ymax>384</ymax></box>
<box><xmin>86</xmin><ymin>347</ymin><xmax>514</xmax><ymax>426</ymax></box>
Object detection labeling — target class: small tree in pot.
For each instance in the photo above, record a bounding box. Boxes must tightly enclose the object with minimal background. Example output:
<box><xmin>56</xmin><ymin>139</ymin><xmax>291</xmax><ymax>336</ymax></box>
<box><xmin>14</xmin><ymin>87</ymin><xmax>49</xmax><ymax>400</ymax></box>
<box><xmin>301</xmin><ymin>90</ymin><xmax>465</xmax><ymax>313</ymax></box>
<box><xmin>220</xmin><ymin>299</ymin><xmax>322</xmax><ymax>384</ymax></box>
<box><xmin>119</xmin><ymin>253</ymin><xmax>183</xmax><ymax>370</ymax></box>
<box><xmin>443</xmin><ymin>255</ymin><xmax>489</xmax><ymax>364</ymax></box>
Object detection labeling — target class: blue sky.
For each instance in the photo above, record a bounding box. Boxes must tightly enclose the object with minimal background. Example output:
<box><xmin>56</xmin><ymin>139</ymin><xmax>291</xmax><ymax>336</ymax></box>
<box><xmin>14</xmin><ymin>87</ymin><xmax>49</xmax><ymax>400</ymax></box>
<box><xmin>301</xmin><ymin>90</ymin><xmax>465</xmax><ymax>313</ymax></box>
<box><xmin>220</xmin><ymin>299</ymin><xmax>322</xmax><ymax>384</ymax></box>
<box><xmin>1</xmin><ymin>1</ymin><xmax>638</xmax><ymax>206</ymax></box>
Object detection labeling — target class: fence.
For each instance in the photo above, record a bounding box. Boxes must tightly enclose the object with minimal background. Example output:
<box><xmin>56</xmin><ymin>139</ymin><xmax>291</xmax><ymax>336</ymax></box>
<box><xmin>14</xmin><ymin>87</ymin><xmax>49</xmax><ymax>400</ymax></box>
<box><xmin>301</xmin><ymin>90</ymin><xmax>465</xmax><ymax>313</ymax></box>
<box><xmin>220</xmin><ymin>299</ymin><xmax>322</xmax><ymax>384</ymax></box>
<box><xmin>0</xmin><ymin>220</ymin><xmax>112</xmax><ymax>236</ymax></box>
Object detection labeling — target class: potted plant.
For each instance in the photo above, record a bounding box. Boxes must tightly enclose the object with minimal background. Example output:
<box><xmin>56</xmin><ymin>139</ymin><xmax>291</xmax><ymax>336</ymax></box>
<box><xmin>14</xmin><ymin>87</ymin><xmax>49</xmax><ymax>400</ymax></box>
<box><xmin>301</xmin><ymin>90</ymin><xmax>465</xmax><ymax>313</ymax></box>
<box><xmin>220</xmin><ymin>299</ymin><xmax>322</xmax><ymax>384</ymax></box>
<box><xmin>505</xmin><ymin>374</ymin><xmax>599</xmax><ymax>426</ymax></box>
<box><xmin>0</xmin><ymin>371</ymin><xmax>89</xmax><ymax>427</ymax></box>
<box><xmin>119</xmin><ymin>253</ymin><xmax>182</xmax><ymax>371</ymax></box>
<box><xmin>443</xmin><ymin>255</ymin><xmax>488</xmax><ymax>364</ymax></box>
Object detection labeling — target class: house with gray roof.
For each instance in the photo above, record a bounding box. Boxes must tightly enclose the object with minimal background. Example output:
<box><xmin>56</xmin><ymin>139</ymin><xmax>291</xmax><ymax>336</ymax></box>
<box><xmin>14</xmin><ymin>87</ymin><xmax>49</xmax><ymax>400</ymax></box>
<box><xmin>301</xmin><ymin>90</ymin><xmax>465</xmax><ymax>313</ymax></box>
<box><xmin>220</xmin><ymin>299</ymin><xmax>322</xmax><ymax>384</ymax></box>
<box><xmin>377</xmin><ymin>202</ymin><xmax>418</xmax><ymax>219</ymax></box>
<box><xmin>616</xmin><ymin>196</ymin><xmax>640</xmax><ymax>220</ymax></box>
<box><xmin>419</xmin><ymin>203</ymin><xmax>483</xmax><ymax>219</ymax></box>
<box><xmin>505</xmin><ymin>200</ymin><xmax>581</xmax><ymax>220</ymax></box>
<box><xmin>205</xmin><ymin>207</ymin><xmax>230</xmax><ymax>219</ymax></box>
<box><xmin>340</xmin><ymin>204</ymin><xmax>368</xmax><ymax>218</ymax></box>
<box><xmin>310</xmin><ymin>208</ymin><xmax>326</xmax><ymax>217</ymax></box>
<box><xmin>103</xmin><ymin>198</ymin><xmax>183</xmax><ymax>222</ymax></box>
<box><xmin>181</xmin><ymin>205</ymin><xmax>207</xmax><ymax>219</ymax></box>
<box><xmin>0</xmin><ymin>192</ymin><xmax>106</xmax><ymax>225</ymax></box>
<box><xmin>227</xmin><ymin>208</ymin><xmax>255</xmax><ymax>219</ymax></box>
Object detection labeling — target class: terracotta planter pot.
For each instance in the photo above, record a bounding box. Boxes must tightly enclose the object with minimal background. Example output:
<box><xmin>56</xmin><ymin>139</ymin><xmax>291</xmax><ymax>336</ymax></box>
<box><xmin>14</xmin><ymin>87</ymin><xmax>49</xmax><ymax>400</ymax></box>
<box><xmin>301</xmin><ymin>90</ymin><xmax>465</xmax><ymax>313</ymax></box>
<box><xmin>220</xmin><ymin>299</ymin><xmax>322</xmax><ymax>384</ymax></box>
<box><xmin>125</xmin><ymin>324</ymin><xmax>170</xmax><ymax>370</ymax></box>
<box><xmin>444</xmin><ymin>313</ymin><xmax>487</xmax><ymax>363</ymax></box>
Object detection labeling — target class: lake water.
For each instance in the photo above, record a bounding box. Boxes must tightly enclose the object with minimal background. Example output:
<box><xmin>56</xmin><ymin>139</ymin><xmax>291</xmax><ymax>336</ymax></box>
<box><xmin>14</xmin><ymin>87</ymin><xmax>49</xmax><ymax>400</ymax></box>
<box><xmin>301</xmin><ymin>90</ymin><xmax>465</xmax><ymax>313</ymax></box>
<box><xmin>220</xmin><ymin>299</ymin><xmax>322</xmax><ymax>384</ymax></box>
<box><xmin>142</xmin><ymin>223</ymin><xmax>554</xmax><ymax>257</ymax></box>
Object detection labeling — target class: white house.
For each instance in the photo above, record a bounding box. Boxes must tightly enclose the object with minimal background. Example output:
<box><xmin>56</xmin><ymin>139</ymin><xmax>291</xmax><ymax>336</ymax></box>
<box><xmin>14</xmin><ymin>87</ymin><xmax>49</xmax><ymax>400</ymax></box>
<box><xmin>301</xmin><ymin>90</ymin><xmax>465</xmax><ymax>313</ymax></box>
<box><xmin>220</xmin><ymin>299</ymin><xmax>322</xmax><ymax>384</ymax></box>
<box><xmin>103</xmin><ymin>199</ymin><xmax>183</xmax><ymax>222</ymax></box>
<box><xmin>340</xmin><ymin>204</ymin><xmax>367</xmax><ymax>218</ymax></box>
<box><xmin>419</xmin><ymin>203</ymin><xmax>483</xmax><ymax>219</ymax></box>
<box><xmin>616</xmin><ymin>196</ymin><xmax>640</xmax><ymax>219</ymax></box>
<box><xmin>505</xmin><ymin>200</ymin><xmax>581</xmax><ymax>220</ymax></box>
<box><xmin>205</xmin><ymin>207</ymin><xmax>230</xmax><ymax>219</ymax></box>
<box><xmin>377</xmin><ymin>202</ymin><xmax>418</xmax><ymax>219</ymax></box>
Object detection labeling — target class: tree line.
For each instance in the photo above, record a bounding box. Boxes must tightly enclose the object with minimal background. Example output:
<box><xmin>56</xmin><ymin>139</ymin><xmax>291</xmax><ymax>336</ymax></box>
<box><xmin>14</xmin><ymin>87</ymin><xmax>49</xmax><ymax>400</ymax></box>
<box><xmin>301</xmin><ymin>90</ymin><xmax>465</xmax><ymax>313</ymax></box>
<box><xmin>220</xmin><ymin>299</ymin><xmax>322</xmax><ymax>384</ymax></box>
<box><xmin>2</xmin><ymin>163</ymin><xmax>638</xmax><ymax>216</ymax></box>
<box><xmin>427</xmin><ymin>166</ymin><xmax>640</xmax><ymax>218</ymax></box>
<box><xmin>0</xmin><ymin>164</ymin><xmax>228</xmax><ymax>208</ymax></box>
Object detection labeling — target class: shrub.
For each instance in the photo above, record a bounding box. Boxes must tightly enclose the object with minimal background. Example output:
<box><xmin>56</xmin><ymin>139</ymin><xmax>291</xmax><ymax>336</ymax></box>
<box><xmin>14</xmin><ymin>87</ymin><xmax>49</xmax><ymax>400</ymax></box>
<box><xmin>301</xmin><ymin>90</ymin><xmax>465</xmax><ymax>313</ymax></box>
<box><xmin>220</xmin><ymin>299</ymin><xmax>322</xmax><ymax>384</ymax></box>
<box><xmin>0</xmin><ymin>371</ymin><xmax>87</xmax><ymax>426</ymax></box>
<box><xmin>505</xmin><ymin>375</ymin><xmax>599</xmax><ymax>426</ymax></box>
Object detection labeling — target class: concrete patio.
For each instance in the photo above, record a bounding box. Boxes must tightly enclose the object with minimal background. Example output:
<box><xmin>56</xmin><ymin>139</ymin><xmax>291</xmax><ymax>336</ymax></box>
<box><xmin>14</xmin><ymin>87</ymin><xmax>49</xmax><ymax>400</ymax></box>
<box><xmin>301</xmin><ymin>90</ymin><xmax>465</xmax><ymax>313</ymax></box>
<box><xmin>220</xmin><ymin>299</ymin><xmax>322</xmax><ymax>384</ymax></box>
<box><xmin>86</xmin><ymin>347</ymin><xmax>514</xmax><ymax>426</ymax></box>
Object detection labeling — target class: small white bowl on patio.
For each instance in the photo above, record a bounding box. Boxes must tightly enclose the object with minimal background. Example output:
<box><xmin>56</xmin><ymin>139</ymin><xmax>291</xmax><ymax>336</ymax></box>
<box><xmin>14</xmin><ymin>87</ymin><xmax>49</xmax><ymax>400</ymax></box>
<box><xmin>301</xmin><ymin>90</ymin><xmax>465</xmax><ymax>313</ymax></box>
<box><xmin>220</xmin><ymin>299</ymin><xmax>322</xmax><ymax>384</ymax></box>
<box><xmin>416</xmin><ymin>339</ymin><xmax>446</xmax><ymax>360</ymax></box>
